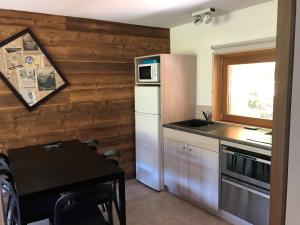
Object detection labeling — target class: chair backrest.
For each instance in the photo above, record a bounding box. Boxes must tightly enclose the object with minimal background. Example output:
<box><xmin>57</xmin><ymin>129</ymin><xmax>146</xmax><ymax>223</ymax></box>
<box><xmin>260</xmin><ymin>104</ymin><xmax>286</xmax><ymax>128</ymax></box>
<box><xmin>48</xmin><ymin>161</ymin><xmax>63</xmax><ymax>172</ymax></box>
<box><xmin>54</xmin><ymin>186</ymin><xmax>111</xmax><ymax>225</ymax></box>
<box><xmin>84</xmin><ymin>139</ymin><xmax>122</xmax><ymax>166</ymax></box>
<box><xmin>0</xmin><ymin>178</ymin><xmax>20</xmax><ymax>225</ymax></box>
<box><xmin>0</xmin><ymin>169</ymin><xmax>13</xmax><ymax>184</ymax></box>
<box><xmin>0</xmin><ymin>154</ymin><xmax>10</xmax><ymax>167</ymax></box>
<box><xmin>102</xmin><ymin>150</ymin><xmax>122</xmax><ymax>166</ymax></box>
<box><xmin>0</xmin><ymin>160</ymin><xmax>11</xmax><ymax>173</ymax></box>
<box><xmin>84</xmin><ymin>139</ymin><xmax>100</xmax><ymax>151</ymax></box>
<box><xmin>0</xmin><ymin>160</ymin><xmax>14</xmax><ymax>184</ymax></box>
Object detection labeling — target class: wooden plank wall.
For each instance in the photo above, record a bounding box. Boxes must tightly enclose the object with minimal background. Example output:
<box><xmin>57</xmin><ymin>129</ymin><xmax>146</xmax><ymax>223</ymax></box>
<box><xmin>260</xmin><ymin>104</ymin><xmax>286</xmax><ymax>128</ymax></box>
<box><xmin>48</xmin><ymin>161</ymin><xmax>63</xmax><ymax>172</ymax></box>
<box><xmin>0</xmin><ymin>9</ymin><xmax>170</xmax><ymax>179</ymax></box>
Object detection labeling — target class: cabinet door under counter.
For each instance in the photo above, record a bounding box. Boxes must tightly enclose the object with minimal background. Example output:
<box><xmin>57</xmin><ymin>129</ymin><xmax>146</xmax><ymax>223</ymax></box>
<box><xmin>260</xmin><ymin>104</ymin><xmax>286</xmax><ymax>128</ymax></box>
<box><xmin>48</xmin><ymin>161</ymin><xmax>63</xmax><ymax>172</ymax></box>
<box><xmin>187</xmin><ymin>145</ymin><xmax>219</xmax><ymax>210</ymax></box>
<box><xmin>163</xmin><ymin>139</ymin><xmax>186</xmax><ymax>196</ymax></box>
<box><xmin>163</xmin><ymin>128</ymin><xmax>219</xmax><ymax>213</ymax></box>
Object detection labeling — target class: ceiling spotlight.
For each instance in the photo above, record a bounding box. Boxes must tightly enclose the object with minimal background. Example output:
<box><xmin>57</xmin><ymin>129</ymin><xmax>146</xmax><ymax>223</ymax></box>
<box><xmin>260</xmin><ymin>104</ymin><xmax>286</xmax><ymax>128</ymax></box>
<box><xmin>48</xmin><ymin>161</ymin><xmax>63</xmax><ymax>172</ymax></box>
<box><xmin>194</xmin><ymin>15</ymin><xmax>203</xmax><ymax>25</ymax></box>
<box><xmin>192</xmin><ymin>8</ymin><xmax>215</xmax><ymax>25</ymax></box>
<box><xmin>203</xmin><ymin>12</ymin><xmax>212</xmax><ymax>24</ymax></box>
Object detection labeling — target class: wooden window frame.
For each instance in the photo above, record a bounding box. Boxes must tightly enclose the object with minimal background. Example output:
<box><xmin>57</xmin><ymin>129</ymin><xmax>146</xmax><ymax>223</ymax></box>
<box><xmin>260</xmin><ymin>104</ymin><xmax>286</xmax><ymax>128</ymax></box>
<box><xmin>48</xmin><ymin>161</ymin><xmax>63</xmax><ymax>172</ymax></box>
<box><xmin>213</xmin><ymin>49</ymin><xmax>276</xmax><ymax>128</ymax></box>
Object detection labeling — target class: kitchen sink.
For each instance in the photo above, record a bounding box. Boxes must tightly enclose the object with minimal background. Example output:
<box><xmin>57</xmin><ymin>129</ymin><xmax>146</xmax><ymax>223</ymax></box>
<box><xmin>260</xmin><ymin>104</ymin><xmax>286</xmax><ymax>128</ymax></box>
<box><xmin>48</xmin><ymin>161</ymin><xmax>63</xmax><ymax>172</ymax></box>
<box><xmin>171</xmin><ymin>119</ymin><xmax>214</xmax><ymax>128</ymax></box>
<box><xmin>170</xmin><ymin>119</ymin><xmax>224</xmax><ymax>132</ymax></box>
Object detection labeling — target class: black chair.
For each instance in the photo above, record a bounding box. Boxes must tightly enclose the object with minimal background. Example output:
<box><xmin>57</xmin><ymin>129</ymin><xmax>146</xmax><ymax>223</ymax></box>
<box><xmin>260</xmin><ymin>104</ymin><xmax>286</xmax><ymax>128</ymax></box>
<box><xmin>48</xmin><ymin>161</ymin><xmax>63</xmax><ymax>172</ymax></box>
<box><xmin>100</xmin><ymin>150</ymin><xmax>122</xmax><ymax>216</ymax></box>
<box><xmin>84</xmin><ymin>139</ymin><xmax>122</xmax><ymax>217</ymax></box>
<box><xmin>0</xmin><ymin>178</ymin><xmax>21</xmax><ymax>225</ymax></box>
<box><xmin>0</xmin><ymin>153</ymin><xmax>10</xmax><ymax>166</ymax></box>
<box><xmin>53</xmin><ymin>186</ymin><xmax>113</xmax><ymax>225</ymax></box>
<box><xmin>84</xmin><ymin>139</ymin><xmax>122</xmax><ymax>165</ymax></box>
<box><xmin>101</xmin><ymin>150</ymin><xmax>122</xmax><ymax>166</ymax></box>
<box><xmin>0</xmin><ymin>155</ymin><xmax>13</xmax><ymax>184</ymax></box>
<box><xmin>84</xmin><ymin>139</ymin><xmax>100</xmax><ymax>152</ymax></box>
<box><xmin>0</xmin><ymin>169</ymin><xmax>14</xmax><ymax>184</ymax></box>
<box><xmin>0</xmin><ymin>158</ymin><xmax>11</xmax><ymax>173</ymax></box>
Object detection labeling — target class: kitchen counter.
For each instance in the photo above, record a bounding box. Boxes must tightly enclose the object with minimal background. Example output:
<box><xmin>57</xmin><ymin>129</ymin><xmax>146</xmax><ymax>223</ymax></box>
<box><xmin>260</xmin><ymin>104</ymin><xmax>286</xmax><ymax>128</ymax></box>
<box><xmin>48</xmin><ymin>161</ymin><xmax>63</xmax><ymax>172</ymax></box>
<box><xmin>163</xmin><ymin>121</ymin><xmax>272</xmax><ymax>150</ymax></box>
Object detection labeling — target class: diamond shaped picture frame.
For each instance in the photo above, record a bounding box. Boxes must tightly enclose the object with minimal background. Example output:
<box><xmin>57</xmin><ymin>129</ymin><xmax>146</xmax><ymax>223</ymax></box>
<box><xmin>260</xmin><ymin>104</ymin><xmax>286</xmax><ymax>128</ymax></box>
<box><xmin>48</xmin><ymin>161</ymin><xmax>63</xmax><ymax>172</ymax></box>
<box><xmin>0</xmin><ymin>28</ymin><xmax>69</xmax><ymax>111</ymax></box>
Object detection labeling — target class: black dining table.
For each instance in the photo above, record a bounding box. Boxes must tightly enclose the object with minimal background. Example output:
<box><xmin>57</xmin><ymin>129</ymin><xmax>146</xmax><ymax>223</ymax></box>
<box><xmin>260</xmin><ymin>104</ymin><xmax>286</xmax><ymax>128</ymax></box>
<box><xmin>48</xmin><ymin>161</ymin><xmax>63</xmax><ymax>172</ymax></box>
<box><xmin>7</xmin><ymin>139</ymin><xmax>126</xmax><ymax>225</ymax></box>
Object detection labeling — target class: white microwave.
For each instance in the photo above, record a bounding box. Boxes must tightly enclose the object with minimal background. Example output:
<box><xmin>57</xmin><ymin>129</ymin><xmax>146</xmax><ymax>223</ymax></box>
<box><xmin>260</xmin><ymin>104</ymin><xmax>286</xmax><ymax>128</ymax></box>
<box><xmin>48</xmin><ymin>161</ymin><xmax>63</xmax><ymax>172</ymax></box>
<box><xmin>137</xmin><ymin>63</ymin><xmax>160</xmax><ymax>83</ymax></box>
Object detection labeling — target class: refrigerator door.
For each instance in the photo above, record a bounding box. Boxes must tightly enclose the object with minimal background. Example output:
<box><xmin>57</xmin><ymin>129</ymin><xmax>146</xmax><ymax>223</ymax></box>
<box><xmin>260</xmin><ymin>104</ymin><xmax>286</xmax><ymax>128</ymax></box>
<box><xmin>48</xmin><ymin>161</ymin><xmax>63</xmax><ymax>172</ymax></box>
<box><xmin>135</xmin><ymin>86</ymin><xmax>160</xmax><ymax>115</ymax></box>
<box><xmin>135</xmin><ymin>112</ymin><xmax>162</xmax><ymax>191</ymax></box>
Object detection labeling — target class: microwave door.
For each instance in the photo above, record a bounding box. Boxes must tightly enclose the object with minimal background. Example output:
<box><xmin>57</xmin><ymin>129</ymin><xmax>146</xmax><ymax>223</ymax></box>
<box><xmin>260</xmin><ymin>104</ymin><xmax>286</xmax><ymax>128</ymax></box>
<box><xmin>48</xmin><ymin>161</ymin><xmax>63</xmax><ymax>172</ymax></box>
<box><xmin>139</xmin><ymin>66</ymin><xmax>152</xmax><ymax>81</ymax></box>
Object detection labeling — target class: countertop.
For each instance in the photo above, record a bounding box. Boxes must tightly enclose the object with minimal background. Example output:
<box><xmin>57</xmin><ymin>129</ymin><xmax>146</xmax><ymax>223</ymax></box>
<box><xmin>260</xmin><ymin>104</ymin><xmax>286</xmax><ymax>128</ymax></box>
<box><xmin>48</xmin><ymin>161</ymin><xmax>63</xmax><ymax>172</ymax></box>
<box><xmin>163</xmin><ymin>121</ymin><xmax>272</xmax><ymax>150</ymax></box>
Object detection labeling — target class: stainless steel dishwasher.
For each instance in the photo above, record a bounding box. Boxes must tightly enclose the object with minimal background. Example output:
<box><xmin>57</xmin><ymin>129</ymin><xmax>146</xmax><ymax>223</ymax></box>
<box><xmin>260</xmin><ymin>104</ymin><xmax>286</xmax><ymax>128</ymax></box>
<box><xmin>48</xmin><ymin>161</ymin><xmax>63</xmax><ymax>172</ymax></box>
<box><xmin>220</xmin><ymin>141</ymin><xmax>271</xmax><ymax>225</ymax></box>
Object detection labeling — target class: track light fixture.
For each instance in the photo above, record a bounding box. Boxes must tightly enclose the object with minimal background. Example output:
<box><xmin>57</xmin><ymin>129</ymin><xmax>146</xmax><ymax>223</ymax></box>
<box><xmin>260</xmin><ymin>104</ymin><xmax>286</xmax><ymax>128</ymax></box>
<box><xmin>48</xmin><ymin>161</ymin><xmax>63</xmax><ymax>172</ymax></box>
<box><xmin>194</xmin><ymin>15</ymin><xmax>203</xmax><ymax>24</ymax></box>
<box><xmin>192</xmin><ymin>8</ymin><xmax>215</xmax><ymax>25</ymax></box>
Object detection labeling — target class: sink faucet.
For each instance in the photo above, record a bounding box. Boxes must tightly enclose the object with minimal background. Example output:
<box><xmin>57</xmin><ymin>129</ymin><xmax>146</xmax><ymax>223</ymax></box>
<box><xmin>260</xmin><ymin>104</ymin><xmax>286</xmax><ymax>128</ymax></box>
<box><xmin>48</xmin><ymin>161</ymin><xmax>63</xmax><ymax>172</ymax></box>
<box><xmin>202</xmin><ymin>111</ymin><xmax>212</xmax><ymax>122</ymax></box>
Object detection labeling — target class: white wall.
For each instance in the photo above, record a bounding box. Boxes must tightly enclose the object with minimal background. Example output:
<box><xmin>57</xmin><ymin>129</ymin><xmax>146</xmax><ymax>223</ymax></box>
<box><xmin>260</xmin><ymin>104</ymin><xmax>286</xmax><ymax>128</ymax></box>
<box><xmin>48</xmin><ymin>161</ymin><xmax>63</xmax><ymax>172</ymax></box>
<box><xmin>285</xmin><ymin>0</ymin><xmax>300</xmax><ymax>224</ymax></box>
<box><xmin>170</xmin><ymin>1</ymin><xmax>278</xmax><ymax>106</ymax></box>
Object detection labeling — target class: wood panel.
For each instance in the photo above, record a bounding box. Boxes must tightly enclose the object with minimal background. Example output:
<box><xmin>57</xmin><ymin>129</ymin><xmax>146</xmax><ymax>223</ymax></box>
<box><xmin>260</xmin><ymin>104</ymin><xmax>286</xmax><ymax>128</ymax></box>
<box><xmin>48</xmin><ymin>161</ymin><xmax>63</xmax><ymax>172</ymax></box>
<box><xmin>270</xmin><ymin>0</ymin><xmax>296</xmax><ymax>224</ymax></box>
<box><xmin>0</xmin><ymin>9</ymin><xmax>170</xmax><ymax>179</ymax></box>
<box><xmin>212</xmin><ymin>54</ymin><xmax>222</xmax><ymax>121</ymax></box>
<box><xmin>160</xmin><ymin>54</ymin><xmax>197</xmax><ymax>124</ymax></box>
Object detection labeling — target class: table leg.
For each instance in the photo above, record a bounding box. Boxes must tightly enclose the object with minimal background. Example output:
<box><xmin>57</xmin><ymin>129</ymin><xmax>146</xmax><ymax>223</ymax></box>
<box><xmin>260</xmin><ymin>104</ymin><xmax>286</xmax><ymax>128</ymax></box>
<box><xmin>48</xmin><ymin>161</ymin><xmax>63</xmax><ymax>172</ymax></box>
<box><xmin>19</xmin><ymin>200</ymin><xmax>27</xmax><ymax>225</ymax></box>
<box><xmin>118</xmin><ymin>173</ymin><xmax>126</xmax><ymax>225</ymax></box>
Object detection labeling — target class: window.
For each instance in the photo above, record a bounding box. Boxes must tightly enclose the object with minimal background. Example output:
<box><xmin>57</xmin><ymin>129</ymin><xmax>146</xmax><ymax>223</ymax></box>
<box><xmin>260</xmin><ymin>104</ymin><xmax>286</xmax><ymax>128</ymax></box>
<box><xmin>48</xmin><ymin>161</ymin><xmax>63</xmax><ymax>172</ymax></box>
<box><xmin>213</xmin><ymin>49</ymin><xmax>276</xmax><ymax>128</ymax></box>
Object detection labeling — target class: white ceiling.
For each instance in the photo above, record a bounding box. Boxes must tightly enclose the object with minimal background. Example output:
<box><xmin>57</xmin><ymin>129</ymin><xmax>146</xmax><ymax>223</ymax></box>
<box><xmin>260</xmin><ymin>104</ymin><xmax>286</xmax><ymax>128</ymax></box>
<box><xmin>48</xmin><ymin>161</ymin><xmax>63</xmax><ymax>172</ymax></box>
<box><xmin>0</xmin><ymin>0</ymin><xmax>274</xmax><ymax>28</ymax></box>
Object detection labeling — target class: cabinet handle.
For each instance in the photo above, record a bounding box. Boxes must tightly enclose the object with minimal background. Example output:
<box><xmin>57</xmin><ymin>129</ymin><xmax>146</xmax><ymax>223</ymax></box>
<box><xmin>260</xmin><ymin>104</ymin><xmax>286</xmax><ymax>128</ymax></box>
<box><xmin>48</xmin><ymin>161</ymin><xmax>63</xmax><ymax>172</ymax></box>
<box><xmin>189</xmin><ymin>149</ymin><xmax>192</xmax><ymax>151</ymax></box>
<box><xmin>182</xmin><ymin>147</ymin><xmax>186</xmax><ymax>149</ymax></box>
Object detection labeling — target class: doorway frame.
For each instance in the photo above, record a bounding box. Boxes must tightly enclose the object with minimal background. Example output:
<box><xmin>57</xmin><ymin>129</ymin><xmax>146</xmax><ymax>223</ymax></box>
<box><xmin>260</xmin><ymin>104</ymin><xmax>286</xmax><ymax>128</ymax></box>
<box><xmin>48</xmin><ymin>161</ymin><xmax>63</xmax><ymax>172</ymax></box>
<box><xmin>270</xmin><ymin>0</ymin><xmax>297</xmax><ymax>224</ymax></box>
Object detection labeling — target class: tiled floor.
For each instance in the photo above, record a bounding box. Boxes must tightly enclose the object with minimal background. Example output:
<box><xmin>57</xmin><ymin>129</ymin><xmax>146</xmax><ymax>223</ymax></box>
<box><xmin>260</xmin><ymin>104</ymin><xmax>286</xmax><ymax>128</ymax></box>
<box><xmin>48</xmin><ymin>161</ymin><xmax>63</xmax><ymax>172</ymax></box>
<box><xmin>125</xmin><ymin>180</ymin><xmax>230</xmax><ymax>225</ymax></box>
<box><xmin>31</xmin><ymin>179</ymin><xmax>230</xmax><ymax>225</ymax></box>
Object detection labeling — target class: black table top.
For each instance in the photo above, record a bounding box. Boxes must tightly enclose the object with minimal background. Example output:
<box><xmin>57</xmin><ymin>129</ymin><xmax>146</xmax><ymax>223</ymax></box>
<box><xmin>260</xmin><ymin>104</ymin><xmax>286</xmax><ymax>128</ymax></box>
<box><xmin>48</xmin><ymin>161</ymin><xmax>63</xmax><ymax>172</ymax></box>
<box><xmin>8</xmin><ymin>139</ymin><xmax>123</xmax><ymax>197</ymax></box>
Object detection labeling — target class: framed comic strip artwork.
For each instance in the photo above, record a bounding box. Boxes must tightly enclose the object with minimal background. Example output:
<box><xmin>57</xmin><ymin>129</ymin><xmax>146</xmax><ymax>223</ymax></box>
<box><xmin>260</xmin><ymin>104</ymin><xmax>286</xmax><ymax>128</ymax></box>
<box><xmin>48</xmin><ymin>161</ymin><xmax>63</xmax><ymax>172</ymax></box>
<box><xmin>0</xmin><ymin>28</ymin><xmax>69</xmax><ymax>111</ymax></box>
